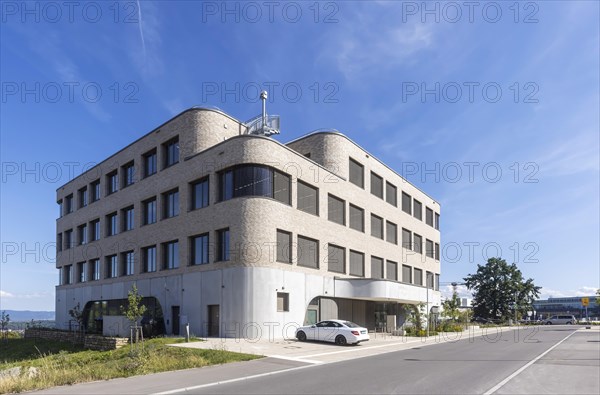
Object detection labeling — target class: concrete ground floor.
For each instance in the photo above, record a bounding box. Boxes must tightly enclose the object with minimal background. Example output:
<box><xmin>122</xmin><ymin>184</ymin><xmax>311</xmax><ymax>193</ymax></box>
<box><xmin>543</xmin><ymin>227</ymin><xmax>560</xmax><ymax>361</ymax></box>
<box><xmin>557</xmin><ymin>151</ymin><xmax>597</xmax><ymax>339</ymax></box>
<box><xmin>55</xmin><ymin>266</ymin><xmax>441</xmax><ymax>339</ymax></box>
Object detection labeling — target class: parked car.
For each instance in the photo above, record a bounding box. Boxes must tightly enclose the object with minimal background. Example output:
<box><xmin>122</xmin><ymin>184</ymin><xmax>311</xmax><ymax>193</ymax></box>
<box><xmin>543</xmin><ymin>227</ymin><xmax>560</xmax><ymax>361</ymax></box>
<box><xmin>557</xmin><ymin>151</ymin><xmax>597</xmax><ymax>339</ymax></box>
<box><xmin>545</xmin><ymin>315</ymin><xmax>577</xmax><ymax>325</ymax></box>
<box><xmin>295</xmin><ymin>320</ymin><xmax>370</xmax><ymax>345</ymax></box>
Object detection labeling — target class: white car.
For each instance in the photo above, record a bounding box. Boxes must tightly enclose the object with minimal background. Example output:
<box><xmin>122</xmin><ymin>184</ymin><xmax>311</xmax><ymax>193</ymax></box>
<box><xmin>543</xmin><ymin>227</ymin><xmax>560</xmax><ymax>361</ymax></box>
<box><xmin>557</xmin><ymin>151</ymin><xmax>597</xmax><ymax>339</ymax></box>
<box><xmin>545</xmin><ymin>315</ymin><xmax>577</xmax><ymax>325</ymax></box>
<box><xmin>295</xmin><ymin>319</ymin><xmax>370</xmax><ymax>345</ymax></box>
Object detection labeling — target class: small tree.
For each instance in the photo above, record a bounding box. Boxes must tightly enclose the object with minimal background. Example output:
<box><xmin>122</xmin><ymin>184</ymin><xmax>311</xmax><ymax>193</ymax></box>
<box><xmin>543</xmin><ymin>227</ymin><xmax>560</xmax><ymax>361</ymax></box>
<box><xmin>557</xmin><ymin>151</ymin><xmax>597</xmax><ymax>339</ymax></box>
<box><xmin>596</xmin><ymin>289</ymin><xmax>600</xmax><ymax>306</ymax></box>
<box><xmin>68</xmin><ymin>303</ymin><xmax>84</xmax><ymax>332</ymax></box>
<box><xmin>1</xmin><ymin>311</ymin><xmax>9</xmax><ymax>342</ymax></box>
<box><xmin>120</xmin><ymin>284</ymin><xmax>146</xmax><ymax>348</ymax></box>
<box><xmin>442</xmin><ymin>285</ymin><xmax>461</xmax><ymax>321</ymax></box>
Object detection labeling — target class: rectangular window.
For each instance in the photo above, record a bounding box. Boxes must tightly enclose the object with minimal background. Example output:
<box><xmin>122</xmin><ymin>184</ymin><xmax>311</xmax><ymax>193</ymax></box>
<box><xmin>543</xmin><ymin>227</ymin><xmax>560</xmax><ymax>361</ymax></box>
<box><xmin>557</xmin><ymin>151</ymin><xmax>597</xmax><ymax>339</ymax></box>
<box><xmin>91</xmin><ymin>180</ymin><xmax>101</xmax><ymax>202</ymax></box>
<box><xmin>163</xmin><ymin>240</ymin><xmax>179</xmax><ymax>269</ymax></box>
<box><xmin>78</xmin><ymin>187</ymin><xmax>88</xmax><ymax>208</ymax></box>
<box><xmin>402</xmin><ymin>228</ymin><xmax>412</xmax><ymax>250</ymax></box>
<box><xmin>328</xmin><ymin>244</ymin><xmax>345</xmax><ymax>274</ymax></box>
<box><xmin>386</xmin><ymin>221</ymin><xmax>397</xmax><ymax>244</ymax></box>
<box><xmin>144</xmin><ymin>197</ymin><xmax>157</xmax><ymax>225</ymax></box>
<box><xmin>219</xmin><ymin>170</ymin><xmax>233</xmax><ymax>201</ymax></box>
<box><xmin>386</xmin><ymin>260</ymin><xmax>398</xmax><ymax>281</ymax></box>
<box><xmin>163</xmin><ymin>137</ymin><xmax>179</xmax><ymax>168</ymax></box>
<box><xmin>65</xmin><ymin>194</ymin><xmax>73</xmax><ymax>214</ymax></box>
<box><xmin>276</xmin><ymin>230</ymin><xmax>292</xmax><ymax>264</ymax></box>
<box><xmin>426</xmin><ymin>239</ymin><xmax>434</xmax><ymax>258</ymax></box>
<box><xmin>122</xmin><ymin>206</ymin><xmax>134</xmax><ymax>232</ymax></box>
<box><xmin>78</xmin><ymin>262</ymin><xmax>87</xmax><ymax>283</ymax></box>
<box><xmin>90</xmin><ymin>219</ymin><xmax>100</xmax><ymax>241</ymax></box>
<box><xmin>107</xmin><ymin>171</ymin><xmax>118</xmax><ymax>195</ymax></box>
<box><xmin>349</xmin><ymin>250</ymin><xmax>364</xmax><ymax>277</ymax></box>
<box><xmin>123</xmin><ymin>251</ymin><xmax>135</xmax><ymax>276</ymax></box>
<box><xmin>64</xmin><ymin>265</ymin><xmax>72</xmax><ymax>285</ymax></box>
<box><xmin>327</xmin><ymin>194</ymin><xmax>345</xmax><ymax>225</ymax></box>
<box><xmin>143</xmin><ymin>149</ymin><xmax>157</xmax><ymax>177</ymax></box>
<box><xmin>414</xmin><ymin>234</ymin><xmax>423</xmax><ymax>254</ymax></box>
<box><xmin>57</xmin><ymin>233</ymin><xmax>63</xmax><ymax>252</ymax></box>
<box><xmin>123</xmin><ymin>161</ymin><xmax>135</xmax><ymax>187</ymax></box>
<box><xmin>371</xmin><ymin>214</ymin><xmax>383</xmax><ymax>239</ymax></box>
<box><xmin>191</xmin><ymin>177</ymin><xmax>209</xmax><ymax>210</ymax></box>
<box><xmin>402</xmin><ymin>192</ymin><xmax>411</xmax><ymax>214</ymax></box>
<box><xmin>58</xmin><ymin>200</ymin><xmax>63</xmax><ymax>218</ymax></box>
<box><xmin>426</xmin><ymin>207</ymin><xmax>434</xmax><ymax>227</ymax></box>
<box><xmin>414</xmin><ymin>268</ymin><xmax>423</xmax><ymax>286</ymax></box>
<box><xmin>435</xmin><ymin>213</ymin><xmax>440</xmax><ymax>230</ymax></box>
<box><xmin>143</xmin><ymin>246</ymin><xmax>157</xmax><ymax>273</ymax></box>
<box><xmin>371</xmin><ymin>256</ymin><xmax>384</xmax><ymax>279</ymax></box>
<box><xmin>91</xmin><ymin>259</ymin><xmax>100</xmax><ymax>281</ymax></box>
<box><xmin>64</xmin><ymin>229</ymin><xmax>73</xmax><ymax>250</ymax></box>
<box><xmin>191</xmin><ymin>234</ymin><xmax>210</xmax><ymax>265</ymax></box>
<box><xmin>426</xmin><ymin>271</ymin><xmax>434</xmax><ymax>289</ymax></box>
<box><xmin>297</xmin><ymin>181</ymin><xmax>318</xmax><ymax>215</ymax></box>
<box><xmin>163</xmin><ymin>189</ymin><xmax>179</xmax><ymax>218</ymax></box>
<box><xmin>277</xmin><ymin>292</ymin><xmax>289</xmax><ymax>312</ymax></box>
<box><xmin>402</xmin><ymin>265</ymin><xmax>412</xmax><ymax>284</ymax></box>
<box><xmin>435</xmin><ymin>243</ymin><xmax>440</xmax><ymax>261</ymax></box>
<box><xmin>349</xmin><ymin>204</ymin><xmax>364</xmax><ymax>232</ymax></box>
<box><xmin>106</xmin><ymin>255</ymin><xmax>118</xmax><ymax>278</ymax></box>
<box><xmin>77</xmin><ymin>224</ymin><xmax>87</xmax><ymax>245</ymax></box>
<box><xmin>386</xmin><ymin>182</ymin><xmax>397</xmax><ymax>206</ymax></box>
<box><xmin>349</xmin><ymin>158</ymin><xmax>364</xmax><ymax>188</ymax></box>
<box><xmin>370</xmin><ymin>172</ymin><xmax>383</xmax><ymax>199</ymax></box>
<box><xmin>435</xmin><ymin>274</ymin><xmax>440</xmax><ymax>291</ymax></box>
<box><xmin>217</xmin><ymin>229</ymin><xmax>230</xmax><ymax>262</ymax></box>
<box><xmin>413</xmin><ymin>199</ymin><xmax>422</xmax><ymax>220</ymax></box>
<box><xmin>273</xmin><ymin>170</ymin><xmax>291</xmax><ymax>205</ymax></box>
<box><xmin>106</xmin><ymin>212</ymin><xmax>118</xmax><ymax>236</ymax></box>
<box><xmin>297</xmin><ymin>236</ymin><xmax>318</xmax><ymax>269</ymax></box>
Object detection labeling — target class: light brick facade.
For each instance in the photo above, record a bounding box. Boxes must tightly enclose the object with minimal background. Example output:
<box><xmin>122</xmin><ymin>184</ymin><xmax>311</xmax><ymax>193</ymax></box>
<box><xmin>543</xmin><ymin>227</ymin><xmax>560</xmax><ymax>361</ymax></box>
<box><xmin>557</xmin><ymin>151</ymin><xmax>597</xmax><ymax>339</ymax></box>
<box><xmin>55</xmin><ymin>108</ymin><xmax>441</xmax><ymax>339</ymax></box>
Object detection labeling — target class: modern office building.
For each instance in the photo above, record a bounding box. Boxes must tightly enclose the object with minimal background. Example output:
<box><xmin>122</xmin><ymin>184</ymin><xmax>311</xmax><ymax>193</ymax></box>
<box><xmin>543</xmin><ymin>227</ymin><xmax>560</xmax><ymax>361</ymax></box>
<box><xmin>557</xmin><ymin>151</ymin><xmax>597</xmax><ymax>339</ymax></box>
<box><xmin>55</xmin><ymin>106</ymin><xmax>441</xmax><ymax>339</ymax></box>
<box><xmin>533</xmin><ymin>296</ymin><xmax>599</xmax><ymax>320</ymax></box>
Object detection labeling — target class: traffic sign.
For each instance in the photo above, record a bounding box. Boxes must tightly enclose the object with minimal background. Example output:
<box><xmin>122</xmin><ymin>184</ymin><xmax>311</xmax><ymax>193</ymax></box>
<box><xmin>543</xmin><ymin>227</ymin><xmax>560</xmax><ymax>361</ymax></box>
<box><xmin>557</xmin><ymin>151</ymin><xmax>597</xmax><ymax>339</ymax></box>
<box><xmin>582</xmin><ymin>297</ymin><xmax>589</xmax><ymax>306</ymax></box>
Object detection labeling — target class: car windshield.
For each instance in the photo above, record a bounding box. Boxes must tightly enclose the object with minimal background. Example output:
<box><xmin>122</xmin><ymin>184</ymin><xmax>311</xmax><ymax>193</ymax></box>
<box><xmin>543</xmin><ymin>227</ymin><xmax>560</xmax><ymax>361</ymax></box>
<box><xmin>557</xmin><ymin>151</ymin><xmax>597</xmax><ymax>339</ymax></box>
<box><xmin>341</xmin><ymin>321</ymin><xmax>361</xmax><ymax>328</ymax></box>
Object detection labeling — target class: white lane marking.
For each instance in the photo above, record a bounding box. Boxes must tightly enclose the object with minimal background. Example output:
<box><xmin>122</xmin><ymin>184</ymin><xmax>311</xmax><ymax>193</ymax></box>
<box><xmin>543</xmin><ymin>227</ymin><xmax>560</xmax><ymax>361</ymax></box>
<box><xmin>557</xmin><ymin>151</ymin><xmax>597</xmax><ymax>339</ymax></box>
<box><xmin>152</xmin><ymin>364</ymin><xmax>314</xmax><ymax>395</ymax></box>
<box><xmin>269</xmin><ymin>355</ymin><xmax>323</xmax><ymax>364</ymax></box>
<box><xmin>483</xmin><ymin>329</ymin><xmax>578</xmax><ymax>395</ymax></box>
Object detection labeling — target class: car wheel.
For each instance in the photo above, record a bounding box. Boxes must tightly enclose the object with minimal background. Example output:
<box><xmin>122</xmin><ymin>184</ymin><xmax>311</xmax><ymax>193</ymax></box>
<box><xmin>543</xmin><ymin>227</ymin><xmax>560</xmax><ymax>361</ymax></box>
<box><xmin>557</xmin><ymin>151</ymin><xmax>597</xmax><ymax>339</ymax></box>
<box><xmin>335</xmin><ymin>335</ymin><xmax>347</xmax><ymax>346</ymax></box>
<box><xmin>567</xmin><ymin>321</ymin><xmax>572</xmax><ymax>325</ymax></box>
<box><xmin>296</xmin><ymin>331</ymin><xmax>307</xmax><ymax>342</ymax></box>
<box><xmin>546</xmin><ymin>322</ymin><xmax>552</xmax><ymax>325</ymax></box>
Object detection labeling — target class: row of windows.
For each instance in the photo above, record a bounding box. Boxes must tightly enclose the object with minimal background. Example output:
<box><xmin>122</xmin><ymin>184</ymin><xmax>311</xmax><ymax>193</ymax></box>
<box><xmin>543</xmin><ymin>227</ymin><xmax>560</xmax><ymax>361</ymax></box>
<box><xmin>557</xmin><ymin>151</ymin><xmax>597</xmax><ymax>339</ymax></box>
<box><xmin>349</xmin><ymin>158</ymin><xmax>440</xmax><ymax>230</ymax></box>
<box><xmin>57</xmin><ymin>137</ymin><xmax>179</xmax><ymax>218</ymax></box>
<box><xmin>59</xmin><ymin>228</ymin><xmax>230</xmax><ymax>285</ymax></box>
<box><xmin>57</xmin><ymin>178</ymin><xmax>209</xmax><ymax>251</ymax></box>
<box><xmin>324</xmin><ymin>193</ymin><xmax>440</xmax><ymax>260</ymax></box>
<box><xmin>274</xmin><ymin>229</ymin><xmax>439</xmax><ymax>288</ymax></box>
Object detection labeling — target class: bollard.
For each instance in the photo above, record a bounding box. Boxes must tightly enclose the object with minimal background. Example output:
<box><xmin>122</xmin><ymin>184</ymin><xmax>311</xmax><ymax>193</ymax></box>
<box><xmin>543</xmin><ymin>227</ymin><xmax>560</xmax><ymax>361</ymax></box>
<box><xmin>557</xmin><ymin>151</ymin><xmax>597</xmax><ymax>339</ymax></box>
<box><xmin>185</xmin><ymin>323</ymin><xmax>190</xmax><ymax>342</ymax></box>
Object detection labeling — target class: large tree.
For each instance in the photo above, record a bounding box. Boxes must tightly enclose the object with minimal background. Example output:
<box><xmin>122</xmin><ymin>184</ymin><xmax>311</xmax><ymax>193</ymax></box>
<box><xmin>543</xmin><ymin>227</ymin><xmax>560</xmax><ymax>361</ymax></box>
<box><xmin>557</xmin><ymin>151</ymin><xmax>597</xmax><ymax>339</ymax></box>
<box><xmin>464</xmin><ymin>257</ymin><xmax>540</xmax><ymax>321</ymax></box>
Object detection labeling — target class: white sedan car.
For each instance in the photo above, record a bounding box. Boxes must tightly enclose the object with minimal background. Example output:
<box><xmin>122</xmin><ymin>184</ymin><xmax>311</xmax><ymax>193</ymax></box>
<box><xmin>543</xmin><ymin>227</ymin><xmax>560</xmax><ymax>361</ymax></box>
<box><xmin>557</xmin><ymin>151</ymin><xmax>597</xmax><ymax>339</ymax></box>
<box><xmin>295</xmin><ymin>319</ymin><xmax>370</xmax><ymax>345</ymax></box>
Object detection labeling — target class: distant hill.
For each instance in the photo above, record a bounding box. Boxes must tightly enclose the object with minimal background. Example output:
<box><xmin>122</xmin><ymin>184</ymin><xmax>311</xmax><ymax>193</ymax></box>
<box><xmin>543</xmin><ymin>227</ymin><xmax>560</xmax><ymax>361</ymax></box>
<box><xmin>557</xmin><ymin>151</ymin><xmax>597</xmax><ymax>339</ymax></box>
<box><xmin>2</xmin><ymin>310</ymin><xmax>55</xmax><ymax>322</ymax></box>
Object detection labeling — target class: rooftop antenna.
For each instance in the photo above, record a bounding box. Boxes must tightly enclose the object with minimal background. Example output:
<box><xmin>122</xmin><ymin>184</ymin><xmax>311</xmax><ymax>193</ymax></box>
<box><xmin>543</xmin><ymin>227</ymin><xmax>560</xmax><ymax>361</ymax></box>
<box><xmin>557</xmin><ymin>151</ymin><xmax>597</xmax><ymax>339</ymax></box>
<box><xmin>245</xmin><ymin>90</ymin><xmax>280</xmax><ymax>136</ymax></box>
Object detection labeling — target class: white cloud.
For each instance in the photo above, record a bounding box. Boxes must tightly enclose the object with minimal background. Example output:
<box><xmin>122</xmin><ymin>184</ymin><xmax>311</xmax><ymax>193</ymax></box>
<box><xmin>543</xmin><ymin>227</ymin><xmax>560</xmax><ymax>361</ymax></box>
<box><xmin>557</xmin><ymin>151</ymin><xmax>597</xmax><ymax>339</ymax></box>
<box><xmin>440</xmin><ymin>284</ymin><xmax>472</xmax><ymax>300</ymax></box>
<box><xmin>319</xmin><ymin>5</ymin><xmax>435</xmax><ymax>80</ymax></box>
<box><xmin>0</xmin><ymin>290</ymin><xmax>15</xmax><ymax>299</ymax></box>
<box><xmin>538</xmin><ymin>286</ymin><xmax>598</xmax><ymax>300</ymax></box>
<box><xmin>0</xmin><ymin>290</ymin><xmax>51</xmax><ymax>300</ymax></box>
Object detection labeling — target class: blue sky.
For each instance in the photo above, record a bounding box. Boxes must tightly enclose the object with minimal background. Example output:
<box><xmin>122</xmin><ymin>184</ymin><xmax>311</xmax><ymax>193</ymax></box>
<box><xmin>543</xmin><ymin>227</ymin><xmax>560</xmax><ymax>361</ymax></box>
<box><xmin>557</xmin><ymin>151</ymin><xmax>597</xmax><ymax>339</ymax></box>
<box><xmin>1</xmin><ymin>1</ymin><xmax>598</xmax><ymax>311</ymax></box>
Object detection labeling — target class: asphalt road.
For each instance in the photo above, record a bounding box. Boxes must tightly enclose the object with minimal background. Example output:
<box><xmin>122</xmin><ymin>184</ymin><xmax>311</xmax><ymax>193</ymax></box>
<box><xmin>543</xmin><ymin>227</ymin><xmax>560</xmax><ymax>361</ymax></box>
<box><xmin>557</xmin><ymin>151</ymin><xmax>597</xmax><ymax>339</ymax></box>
<box><xmin>180</xmin><ymin>326</ymin><xmax>598</xmax><ymax>395</ymax></box>
<box><xmin>38</xmin><ymin>326</ymin><xmax>599</xmax><ymax>394</ymax></box>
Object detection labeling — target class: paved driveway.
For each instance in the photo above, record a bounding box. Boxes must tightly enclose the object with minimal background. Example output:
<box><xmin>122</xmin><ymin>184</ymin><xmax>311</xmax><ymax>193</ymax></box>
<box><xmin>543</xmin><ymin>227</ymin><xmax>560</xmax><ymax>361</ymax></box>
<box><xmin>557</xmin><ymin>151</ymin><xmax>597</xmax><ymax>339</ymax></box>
<box><xmin>172</xmin><ymin>325</ymin><xmax>520</xmax><ymax>364</ymax></box>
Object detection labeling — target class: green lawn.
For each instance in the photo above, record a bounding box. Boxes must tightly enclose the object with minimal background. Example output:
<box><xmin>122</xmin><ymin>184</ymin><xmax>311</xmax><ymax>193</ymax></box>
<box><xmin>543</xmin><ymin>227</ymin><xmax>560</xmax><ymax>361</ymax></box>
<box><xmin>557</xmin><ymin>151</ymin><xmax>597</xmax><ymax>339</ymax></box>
<box><xmin>0</xmin><ymin>337</ymin><xmax>260</xmax><ymax>393</ymax></box>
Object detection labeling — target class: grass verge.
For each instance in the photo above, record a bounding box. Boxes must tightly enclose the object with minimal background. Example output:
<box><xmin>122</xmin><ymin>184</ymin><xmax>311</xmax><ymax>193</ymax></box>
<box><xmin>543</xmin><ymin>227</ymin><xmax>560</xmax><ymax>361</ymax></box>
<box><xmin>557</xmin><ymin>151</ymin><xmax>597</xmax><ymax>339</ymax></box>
<box><xmin>0</xmin><ymin>337</ymin><xmax>260</xmax><ymax>393</ymax></box>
